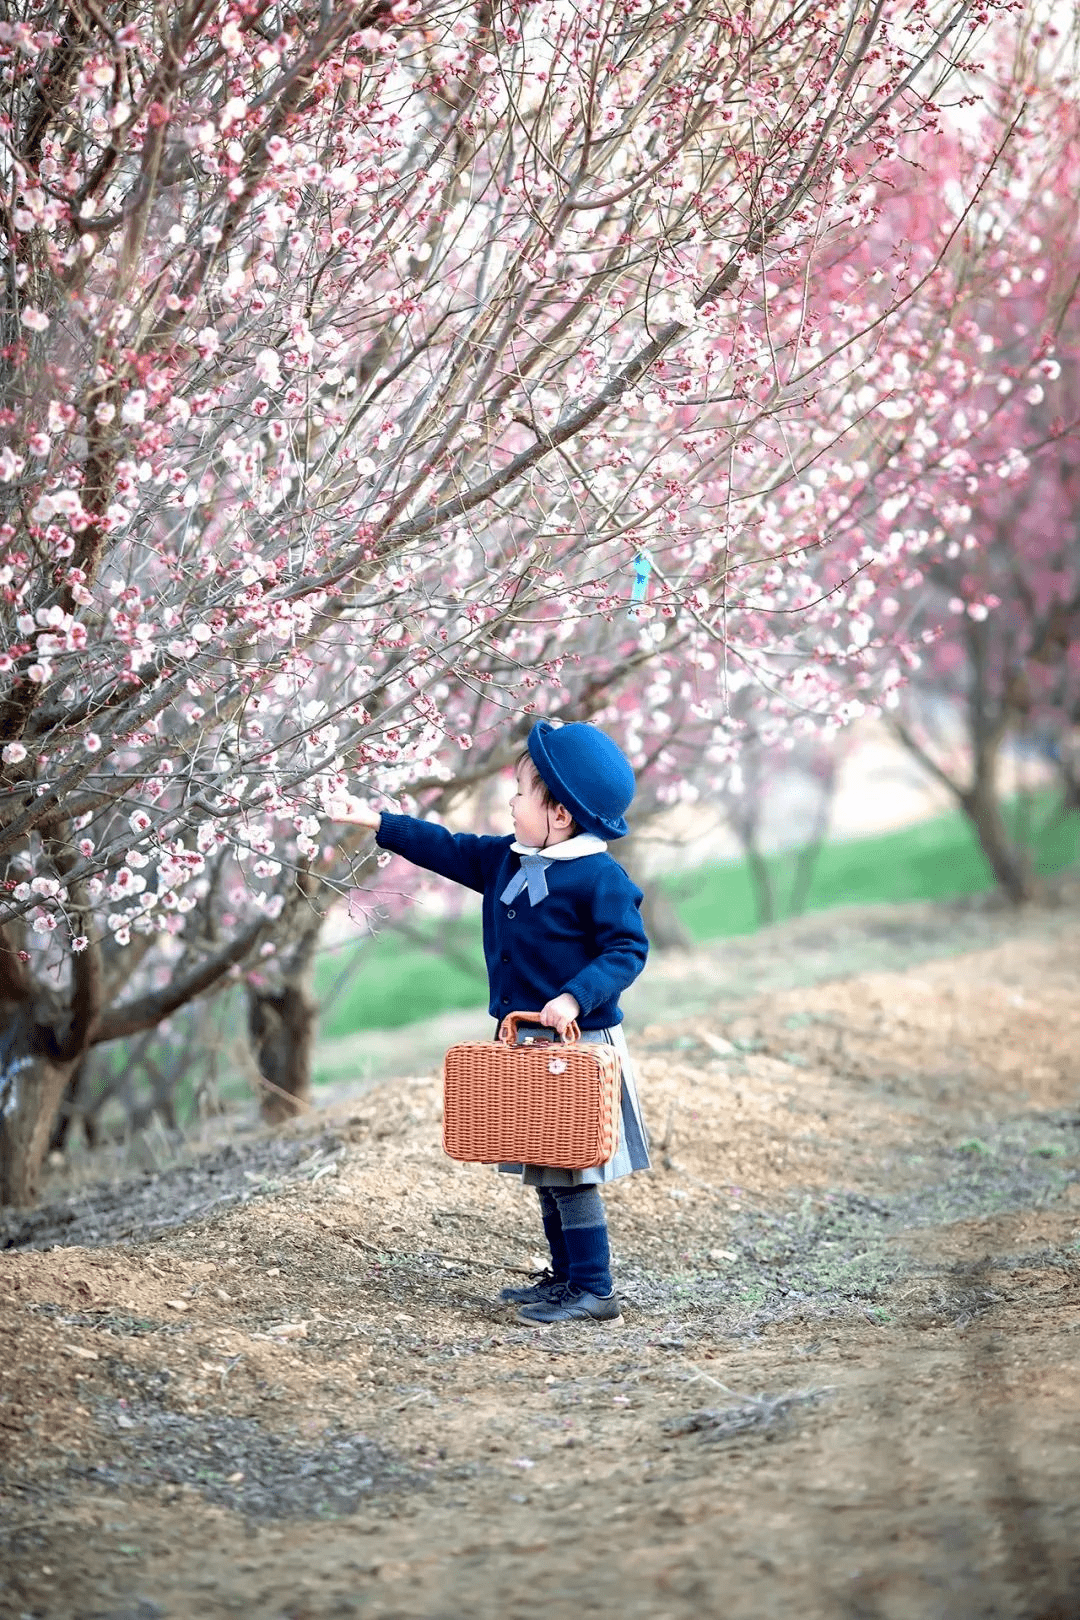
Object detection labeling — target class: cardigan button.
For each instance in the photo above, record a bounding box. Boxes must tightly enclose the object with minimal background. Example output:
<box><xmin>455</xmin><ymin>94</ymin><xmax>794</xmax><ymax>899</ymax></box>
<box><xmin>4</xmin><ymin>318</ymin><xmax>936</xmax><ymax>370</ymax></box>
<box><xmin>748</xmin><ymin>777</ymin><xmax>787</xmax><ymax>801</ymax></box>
<box><xmin>506</xmin><ymin>908</ymin><xmax>516</xmax><ymax>919</ymax></box>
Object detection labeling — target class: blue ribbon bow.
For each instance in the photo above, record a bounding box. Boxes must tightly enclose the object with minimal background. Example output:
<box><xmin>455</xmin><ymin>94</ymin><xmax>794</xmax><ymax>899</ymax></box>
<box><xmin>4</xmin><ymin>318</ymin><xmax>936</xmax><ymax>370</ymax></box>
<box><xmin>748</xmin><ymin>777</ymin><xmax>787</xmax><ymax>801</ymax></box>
<box><xmin>499</xmin><ymin>853</ymin><xmax>554</xmax><ymax>907</ymax></box>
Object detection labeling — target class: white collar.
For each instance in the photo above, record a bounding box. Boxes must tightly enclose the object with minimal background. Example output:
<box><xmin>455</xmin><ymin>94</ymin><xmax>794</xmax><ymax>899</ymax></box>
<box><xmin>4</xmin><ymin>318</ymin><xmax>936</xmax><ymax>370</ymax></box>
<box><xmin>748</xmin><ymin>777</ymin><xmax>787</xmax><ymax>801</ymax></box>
<box><xmin>510</xmin><ymin>834</ymin><xmax>607</xmax><ymax>861</ymax></box>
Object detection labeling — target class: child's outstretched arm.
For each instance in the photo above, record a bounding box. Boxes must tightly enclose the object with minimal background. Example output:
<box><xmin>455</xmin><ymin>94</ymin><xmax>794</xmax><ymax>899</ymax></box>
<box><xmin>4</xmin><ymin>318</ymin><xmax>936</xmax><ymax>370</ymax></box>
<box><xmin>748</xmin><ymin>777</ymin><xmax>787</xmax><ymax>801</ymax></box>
<box><xmin>561</xmin><ymin>863</ymin><xmax>649</xmax><ymax>1017</ymax></box>
<box><xmin>357</xmin><ymin>806</ymin><xmax>504</xmax><ymax>894</ymax></box>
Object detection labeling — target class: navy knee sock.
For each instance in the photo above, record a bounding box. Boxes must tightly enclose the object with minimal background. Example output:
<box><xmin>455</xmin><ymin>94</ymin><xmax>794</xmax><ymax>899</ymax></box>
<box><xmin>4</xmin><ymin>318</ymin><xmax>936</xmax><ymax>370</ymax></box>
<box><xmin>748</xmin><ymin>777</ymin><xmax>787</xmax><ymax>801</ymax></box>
<box><xmin>550</xmin><ymin>1184</ymin><xmax>612</xmax><ymax>1297</ymax></box>
<box><xmin>536</xmin><ymin>1187</ymin><xmax>569</xmax><ymax>1283</ymax></box>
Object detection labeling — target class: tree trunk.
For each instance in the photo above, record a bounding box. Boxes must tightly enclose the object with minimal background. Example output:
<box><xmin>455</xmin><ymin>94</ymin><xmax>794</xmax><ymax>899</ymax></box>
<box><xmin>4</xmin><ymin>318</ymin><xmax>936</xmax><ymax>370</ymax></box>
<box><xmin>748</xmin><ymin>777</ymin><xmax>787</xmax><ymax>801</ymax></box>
<box><xmin>960</xmin><ymin>781</ymin><xmax>1035</xmax><ymax>904</ymax></box>
<box><xmin>615</xmin><ymin>833</ymin><xmax>692</xmax><ymax>952</ymax></box>
<box><xmin>48</xmin><ymin>1056</ymin><xmax>89</xmax><ymax>1155</ymax></box>
<box><xmin>788</xmin><ymin>837</ymin><xmax>825</xmax><ymax>919</ymax></box>
<box><xmin>1064</xmin><ymin>763</ymin><xmax>1080</xmax><ymax>814</ymax></box>
<box><xmin>1060</xmin><ymin>730</ymin><xmax>1080</xmax><ymax>813</ymax></box>
<box><xmin>0</xmin><ymin>1003</ymin><xmax>81</xmax><ymax>1205</ymax></box>
<box><xmin>788</xmin><ymin>751</ymin><xmax>839</xmax><ymax>918</ymax></box>
<box><xmin>245</xmin><ymin>868</ymin><xmax>326</xmax><ymax>1123</ymax></box>
<box><xmin>745</xmin><ymin>839</ymin><xmax>775</xmax><ymax>927</ymax></box>
<box><xmin>638</xmin><ymin>879</ymin><xmax>693</xmax><ymax>952</ymax></box>
<box><xmin>890</xmin><ymin>712</ymin><xmax>1036</xmax><ymax>907</ymax></box>
<box><xmin>247</xmin><ymin>979</ymin><xmax>317</xmax><ymax>1123</ymax></box>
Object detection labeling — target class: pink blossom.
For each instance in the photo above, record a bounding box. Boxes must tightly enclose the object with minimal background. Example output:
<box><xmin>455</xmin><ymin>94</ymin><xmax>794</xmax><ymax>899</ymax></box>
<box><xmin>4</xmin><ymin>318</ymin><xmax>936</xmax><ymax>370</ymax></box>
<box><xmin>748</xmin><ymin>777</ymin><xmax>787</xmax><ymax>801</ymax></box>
<box><xmin>254</xmin><ymin>349</ymin><xmax>282</xmax><ymax>386</ymax></box>
<box><xmin>220</xmin><ymin>96</ymin><xmax>248</xmax><ymax>130</ymax></box>
<box><xmin>20</xmin><ymin>307</ymin><xmax>49</xmax><ymax>333</ymax></box>
<box><xmin>120</xmin><ymin>390</ymin><xmax>146</xmax><ymax>425</ymax></box>
<box><xmin>46</xmin><ymin>401</ymin><xmax>75</xmax><ymax>432</ymax></box>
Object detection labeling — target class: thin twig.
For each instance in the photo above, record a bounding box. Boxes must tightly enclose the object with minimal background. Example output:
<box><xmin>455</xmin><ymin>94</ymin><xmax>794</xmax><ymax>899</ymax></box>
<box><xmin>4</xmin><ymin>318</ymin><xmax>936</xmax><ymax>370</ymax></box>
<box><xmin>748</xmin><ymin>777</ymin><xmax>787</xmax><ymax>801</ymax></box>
<box><xmin>327</xmin><ymin>1225</ymin><xmax>528</xmax><ymax>1273</ymax></box>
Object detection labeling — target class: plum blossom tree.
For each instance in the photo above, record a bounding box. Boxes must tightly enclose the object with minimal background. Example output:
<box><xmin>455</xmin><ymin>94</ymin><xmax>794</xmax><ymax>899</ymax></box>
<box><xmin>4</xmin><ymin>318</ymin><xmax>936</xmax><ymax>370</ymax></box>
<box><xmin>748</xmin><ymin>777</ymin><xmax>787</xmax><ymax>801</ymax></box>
<box><xmin>887</xmin><ymin>209</ymin><xmax>1080</xmax><ymax>902</ymax></box>
<box><xmin>889</xmin><ymin>342</ymin><xmax>1080</xmax><ymax>905</ymax></box>
<box><xmin>0</xmin><ymin>0</ymin><xmax>1020</xmax><ymax>1201</ymax></box>
<box><xmin>353</xmin><ymin>23</ymin><xmax>1080</xmax><ymax>939</ymax></box>
<box><xmin>774</xmin><ymin>37</ymin><xmax>1080</xmax><ymax>902</ymax></box>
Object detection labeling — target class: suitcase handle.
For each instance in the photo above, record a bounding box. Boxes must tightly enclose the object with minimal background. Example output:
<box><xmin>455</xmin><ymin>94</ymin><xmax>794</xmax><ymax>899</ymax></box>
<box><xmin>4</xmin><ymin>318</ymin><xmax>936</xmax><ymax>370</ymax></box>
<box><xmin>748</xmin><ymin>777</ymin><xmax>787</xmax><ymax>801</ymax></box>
<box><xmin>497</xmin><ymin>1009</ymin><xmax>581</xmax><ymax>1047</ymax></box>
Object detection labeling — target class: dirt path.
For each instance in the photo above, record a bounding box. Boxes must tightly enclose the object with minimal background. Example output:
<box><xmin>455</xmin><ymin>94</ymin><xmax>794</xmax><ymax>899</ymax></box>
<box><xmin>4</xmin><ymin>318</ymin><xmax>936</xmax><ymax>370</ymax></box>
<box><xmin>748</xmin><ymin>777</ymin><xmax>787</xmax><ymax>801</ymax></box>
<box><xmin>2</xmin><ymin>903</ymin><xmax>1079</xmax><ymax>1620</ymax></box>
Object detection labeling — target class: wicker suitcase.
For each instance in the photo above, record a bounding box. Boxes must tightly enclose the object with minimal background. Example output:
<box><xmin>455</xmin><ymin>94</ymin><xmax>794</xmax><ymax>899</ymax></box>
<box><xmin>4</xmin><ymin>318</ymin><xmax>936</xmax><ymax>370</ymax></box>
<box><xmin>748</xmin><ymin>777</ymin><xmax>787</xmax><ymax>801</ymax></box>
<box><xmin>442</xmin><ymin>1010</ymin><xmax>622</xmax><ymax>1170</ymax></box>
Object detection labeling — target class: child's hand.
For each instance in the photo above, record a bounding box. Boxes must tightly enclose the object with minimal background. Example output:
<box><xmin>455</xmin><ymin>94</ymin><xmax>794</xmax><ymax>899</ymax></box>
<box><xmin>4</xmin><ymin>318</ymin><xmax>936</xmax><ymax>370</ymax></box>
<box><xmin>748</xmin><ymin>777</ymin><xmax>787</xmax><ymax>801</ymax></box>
<box><xmin>350</xmin><ymin>802</ymin><xmax>382</xmax><ymax>831</ymax></box>
<box><xmin>538</xmin><ymin>993</ymin><xmax>581</xmax><ymax>1038</ymax></box>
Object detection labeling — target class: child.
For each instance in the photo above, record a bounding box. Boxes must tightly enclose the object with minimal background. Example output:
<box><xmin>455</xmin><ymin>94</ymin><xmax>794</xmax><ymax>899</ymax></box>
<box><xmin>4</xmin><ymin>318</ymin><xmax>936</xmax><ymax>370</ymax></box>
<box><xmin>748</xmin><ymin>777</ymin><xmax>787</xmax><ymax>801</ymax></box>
<box><xmin>354</xmin><ymin>719</ymin><xmax>650</xmax><ymax>1323</ymax></box>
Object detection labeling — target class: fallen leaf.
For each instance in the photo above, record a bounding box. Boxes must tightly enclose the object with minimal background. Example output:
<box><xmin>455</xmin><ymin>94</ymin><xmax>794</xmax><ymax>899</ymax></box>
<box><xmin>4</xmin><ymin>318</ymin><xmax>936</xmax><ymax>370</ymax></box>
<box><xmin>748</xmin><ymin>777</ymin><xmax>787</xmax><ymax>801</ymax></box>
<box><xmin>63</xmin><ymin>1344</ymin><xmax>99</xmax><ymax>1361</ymax></box>
<box><xmin>165</xmin><ymin>1299</ymin><xmax>189</xmax><ymax>1312</ymax></box>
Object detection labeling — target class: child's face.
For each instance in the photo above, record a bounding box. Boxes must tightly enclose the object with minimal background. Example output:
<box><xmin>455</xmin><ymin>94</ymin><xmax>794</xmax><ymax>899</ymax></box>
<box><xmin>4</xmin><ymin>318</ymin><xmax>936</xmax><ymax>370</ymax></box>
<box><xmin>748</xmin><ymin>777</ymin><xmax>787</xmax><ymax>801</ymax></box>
<box><xmin>510</xmin><ymin>761</ymin><xmax>557</xmax><ymax>848</ymax></box>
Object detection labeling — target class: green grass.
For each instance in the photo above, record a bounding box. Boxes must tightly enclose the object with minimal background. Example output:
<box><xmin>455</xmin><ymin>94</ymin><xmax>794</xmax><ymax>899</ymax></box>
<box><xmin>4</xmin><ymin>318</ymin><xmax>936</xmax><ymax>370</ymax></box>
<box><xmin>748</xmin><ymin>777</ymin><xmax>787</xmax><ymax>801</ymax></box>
<box><xmin>673</xmin><ymin>792</ymin><xmax>1080</xmax><ymax>942</ymax></box>
<box><xmin>316</xmin><ymin>795</ymin><xmax>1080</xmax><ymax>1039</ymax></box>
<box><xmin>317</xmin><ymin>916</ymin><xmax>488</xmax><ymax>1038</ymax></box>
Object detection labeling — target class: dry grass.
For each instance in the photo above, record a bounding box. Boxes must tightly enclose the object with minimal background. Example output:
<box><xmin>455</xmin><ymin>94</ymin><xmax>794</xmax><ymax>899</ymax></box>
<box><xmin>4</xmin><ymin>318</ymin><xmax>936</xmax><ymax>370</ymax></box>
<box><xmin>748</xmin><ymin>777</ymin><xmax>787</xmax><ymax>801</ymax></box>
<box><xmin>2</xmin><ymin>901</ymin><xmax>1078</xmax><ymax>1620</ymax></box>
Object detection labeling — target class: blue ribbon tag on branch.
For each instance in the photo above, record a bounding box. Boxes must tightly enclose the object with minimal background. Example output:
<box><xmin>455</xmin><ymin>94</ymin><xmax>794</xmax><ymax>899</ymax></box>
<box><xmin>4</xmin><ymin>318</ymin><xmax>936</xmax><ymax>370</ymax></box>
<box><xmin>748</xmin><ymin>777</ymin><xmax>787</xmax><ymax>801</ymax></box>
<box><xmin>629</xmin><ymin>552</ymin><xmax>652</xmax><ymax>610</ymax></box>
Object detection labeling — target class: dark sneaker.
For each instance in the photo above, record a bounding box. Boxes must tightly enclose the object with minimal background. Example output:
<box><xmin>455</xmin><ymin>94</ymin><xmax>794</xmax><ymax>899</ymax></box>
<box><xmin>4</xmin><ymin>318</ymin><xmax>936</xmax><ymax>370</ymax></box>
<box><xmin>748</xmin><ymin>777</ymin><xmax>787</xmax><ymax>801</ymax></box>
<box><xmin>499</xmin><ymin>1269</ymin><xmax>564</xmax><ymax>1306</ymax></box>
<box><xmin>518</xmin><ymin>1284</ymin><xmax>623</xmax><ymax>1325</ymax></box>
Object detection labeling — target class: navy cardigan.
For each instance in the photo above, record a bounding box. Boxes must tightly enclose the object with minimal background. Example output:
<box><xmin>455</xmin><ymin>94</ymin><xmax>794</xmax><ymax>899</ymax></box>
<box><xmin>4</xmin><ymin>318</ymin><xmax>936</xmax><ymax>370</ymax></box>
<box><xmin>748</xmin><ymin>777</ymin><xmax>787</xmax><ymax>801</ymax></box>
<box><xmin>375</xmin><ymin>813</ymin><xmax>649</xmax><ymax>1030</ymax></box>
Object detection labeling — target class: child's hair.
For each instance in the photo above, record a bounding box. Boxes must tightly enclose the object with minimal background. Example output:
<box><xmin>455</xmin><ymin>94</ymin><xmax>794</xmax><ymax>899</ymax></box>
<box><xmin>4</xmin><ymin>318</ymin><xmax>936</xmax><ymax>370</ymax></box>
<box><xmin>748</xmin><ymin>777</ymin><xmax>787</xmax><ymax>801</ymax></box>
<box><xmin>516</xmin><ymin>750</ymin><xmax>578</xmax><ymax>832</ymax></box>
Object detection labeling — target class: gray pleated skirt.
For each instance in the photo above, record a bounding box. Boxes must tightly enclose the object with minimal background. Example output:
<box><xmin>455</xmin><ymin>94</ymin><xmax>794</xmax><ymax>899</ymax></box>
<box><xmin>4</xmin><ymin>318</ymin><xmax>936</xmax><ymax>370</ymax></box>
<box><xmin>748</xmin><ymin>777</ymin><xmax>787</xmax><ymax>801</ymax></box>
<box><xmin>497</xmin><ymin>1024</ymin><xmax>651</xmax><ymax>1188</ymax></box>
